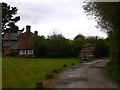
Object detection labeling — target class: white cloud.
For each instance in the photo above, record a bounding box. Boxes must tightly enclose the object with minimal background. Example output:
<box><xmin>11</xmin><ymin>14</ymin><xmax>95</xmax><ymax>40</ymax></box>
<box><xmin>1</xmin><ymin>0</ymin><xmax>107</xmax><ymax>39</ymax></box>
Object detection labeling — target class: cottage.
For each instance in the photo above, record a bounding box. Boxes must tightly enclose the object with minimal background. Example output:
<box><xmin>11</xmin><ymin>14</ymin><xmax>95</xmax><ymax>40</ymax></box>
<box><xmin>2</xmin><ymin>25</ymin><xmax>38</xmax><ymax>56</ymax></box>
<box><xmin>80</xmin><ymin>43</ymin><xmax>96</xmax><ymax>58</ymax></box>
<box><xmin>18</xmin><ymin>25</ymin><xmax>36</xmax><ymax>56</ymax></box>
<box><xmin>2</xmin><ymin>32</ymin><xmax>18</xmax><ymax>55</ymax></box>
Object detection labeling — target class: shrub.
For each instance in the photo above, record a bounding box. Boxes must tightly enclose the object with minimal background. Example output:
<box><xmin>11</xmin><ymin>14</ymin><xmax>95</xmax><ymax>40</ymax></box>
<box><xmin>72</xmin><ymin>63</ymin><xmax>75</xmax><ymax>65</ymax></box>
<box><xmin>35</xmin><ymin>82</ymin><xmax>44</xmax><ymax>88</ymax></box>
<box><xmin>79</xmin><ymin>61</ymin><xmax>83</xmax><ymax>63</ymax></box>
<box><xmin>63</xmin><ymin>64</ymin><xmax>67</xmax><ymax>67</ymax></box>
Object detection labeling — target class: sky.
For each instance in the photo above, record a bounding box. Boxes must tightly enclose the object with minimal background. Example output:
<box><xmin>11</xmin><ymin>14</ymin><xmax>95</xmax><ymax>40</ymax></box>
<box><xmin>1</xmin><ymin>0</ymin><xmax>107</xmax><ymax>39</ymax></box>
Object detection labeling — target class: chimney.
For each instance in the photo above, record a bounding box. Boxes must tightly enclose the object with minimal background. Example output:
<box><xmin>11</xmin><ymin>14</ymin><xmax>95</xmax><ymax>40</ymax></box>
<box><xmin>34</xmin><ymin>31</ymin><xmax>38</xmax><ymax>35</ymax></box>
<box><xmin>26</xmin><ymin>25</ymin><xmax>31</xmax><ymax>32</ymax></box>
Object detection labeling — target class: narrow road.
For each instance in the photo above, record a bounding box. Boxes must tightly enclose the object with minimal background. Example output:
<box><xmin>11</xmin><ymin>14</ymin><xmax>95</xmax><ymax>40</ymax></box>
<box><xmin>56</xmin><ymin>59</ymin><xmax>119</xmax><ymax>88</ymax></box>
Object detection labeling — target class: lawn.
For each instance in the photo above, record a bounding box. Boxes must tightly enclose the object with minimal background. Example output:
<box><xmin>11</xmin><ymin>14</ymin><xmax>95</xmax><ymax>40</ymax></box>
<box><xmin>2</xmin><ymin>57</ymin><xmax>81</xmax><ymax>88</ymax></box>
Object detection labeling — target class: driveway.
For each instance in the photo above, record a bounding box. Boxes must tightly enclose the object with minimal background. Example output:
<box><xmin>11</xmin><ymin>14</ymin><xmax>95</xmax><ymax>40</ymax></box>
<box><xmin>56</xmin><ymin>59</ymin><xmax>120</xmax><ymax>88</ymax></box>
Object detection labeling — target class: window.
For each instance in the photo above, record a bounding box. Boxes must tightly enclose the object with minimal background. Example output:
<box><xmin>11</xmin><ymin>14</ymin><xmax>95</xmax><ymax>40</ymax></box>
<box><xmin>28</xmin><ymin>50</ymin><xmax>33</xmax><ymax>55</ymax></box>
<box><xmin>20</xmin><ymin>50</ymin><xmax>26</xmax><ymax>55</ymax></box>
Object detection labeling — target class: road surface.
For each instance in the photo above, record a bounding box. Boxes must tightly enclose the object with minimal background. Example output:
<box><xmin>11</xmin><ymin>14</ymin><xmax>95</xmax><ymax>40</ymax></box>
<box><xmin>56</xmin><ymin>59</ymin><xmax>119</xmax><ymax>88</ymax></box>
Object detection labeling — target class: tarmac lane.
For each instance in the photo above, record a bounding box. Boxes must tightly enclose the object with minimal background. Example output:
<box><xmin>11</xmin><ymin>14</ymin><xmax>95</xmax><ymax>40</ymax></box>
<box><xmin>56</xmin><ymin>59</ymin><xmax>120</xmax><ymax>89</ymax></box>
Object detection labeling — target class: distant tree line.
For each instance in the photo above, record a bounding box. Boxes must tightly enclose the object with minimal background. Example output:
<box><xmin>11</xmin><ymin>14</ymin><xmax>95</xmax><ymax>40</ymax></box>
<box><xmin>32</xmin><ymin>32</ymin><xmax>109</xmax><ymax>58</ymax></box>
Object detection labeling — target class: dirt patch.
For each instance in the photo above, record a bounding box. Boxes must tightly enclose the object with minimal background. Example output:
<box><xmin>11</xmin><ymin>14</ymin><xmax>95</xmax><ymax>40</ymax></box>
<box><xmin>43</xmin><ymin>79</ymin><xmax>57</xmax><ymax>88</ymax></box>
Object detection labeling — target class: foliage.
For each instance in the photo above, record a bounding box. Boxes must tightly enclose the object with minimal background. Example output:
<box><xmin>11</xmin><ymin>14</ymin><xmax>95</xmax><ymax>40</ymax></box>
<box><xmin>83</xmin><ymin>2</ymin><xmax>120</xmax><ymax>80</ymax></box>
<box><xmin>32</xmin><ymin>31</ymin><xmax>108</xmax><ymax>58</ymax></box>
<box><xmin>73</xmin><ymin>34</ymin><xmax>86</xmax><ymax>57</ymax></box>
<box><xmin>95</xmin><ymin>39</ymin><xmax>109</xmax><ymax>58</ymax></box>
<box><xmin>74</xmin><ymin>34</ymin><xmax>85</xmax><ymax>40</ymax></box>
<box><xmin>83</xmin><ymin>2</ymin><xmax>120</xmax><ymax>34</ymax></box>
<box><xmin>33</xmin><ymin>32</ymin><xmax>78</xmax><ymax>58</ymax></box>
<box><xmin>2</xmin><ymin>2</ymin><xmax>22</xmax><ymax>33</ymax></box>
<box><xmin>106</xmin><ymin>62</ymin><xmax>120</xmax><ymax>84</ymax></box>
<box><xmin>46</xmin><ymin>33</ymin><xmax>67</xmax><ymax>58</ymax></box>
<box><xmin>32</xmin><ymin>35</ymin><xmax>47</xmax><ymax>57</ymax></box>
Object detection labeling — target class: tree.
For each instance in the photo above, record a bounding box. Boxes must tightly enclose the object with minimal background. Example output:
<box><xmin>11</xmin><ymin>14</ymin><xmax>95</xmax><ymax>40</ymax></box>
<box><xmin>73</xmin><ymin>34</ymin><xmax>86</xmax><ymax>57</ymax></box>
<box><xmin>47</xmin><ymin>31</ymin><xmax>67</xmax><ymax>58</ymax></box>
<box><xmin>2</xmin><ymin>2</ymin><xmax>22</xmax><ymax>33</ymax></box>
<box><xmin>32</xmin><ymin>35</ymin><xmax>47</xmax><ymax>57</ymax></box>
<box><xmin>74</xmin><ymin>34</ymin><xmax>85</xmax><ymax>40</ymax></box>
<box><xmin>83</xmin><ymin>2</ymin><xmax>120</xmax><ymax>81</ymax></box>
<box><xmin>83</xmin><ymin>2</ymin><xmax>120</xmax><ymax>34</ymax></box>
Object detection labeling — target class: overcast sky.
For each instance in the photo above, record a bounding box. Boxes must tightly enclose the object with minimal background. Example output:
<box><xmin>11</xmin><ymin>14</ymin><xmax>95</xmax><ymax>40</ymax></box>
<box><xmin>1</xmin><ymin>0</ymin><xmax>107</xmax><ymax>39</ymax></box>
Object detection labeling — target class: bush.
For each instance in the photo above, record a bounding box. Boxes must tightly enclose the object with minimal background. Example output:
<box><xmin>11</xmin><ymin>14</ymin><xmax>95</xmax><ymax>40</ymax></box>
<box><xmin>79</xmin><ymin>61</ymin><xmax>83</xmax><ymax>63</ymax></box>
<box><xmin>35</xmin><ymin>82</ymin><xmax>44</xmax><ymax>89</ymax></box>
<box><xmin>63</xmin><ymin>64</ymin><xmax>67</xmax><ymax>67</ymax></box>
<box><xmin>72</xmin><ymin>63</ymin><xmax>75</xmax><ymax>65</ymax></box>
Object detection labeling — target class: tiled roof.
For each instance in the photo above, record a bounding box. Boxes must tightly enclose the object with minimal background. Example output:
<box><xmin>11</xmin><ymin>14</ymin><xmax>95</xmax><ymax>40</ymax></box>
<box><xmin>3</xmin><ymin>41</ymin><xmax>17</xmax><ymax>47</ymax></box>
<box><xmin>2</xmin><ymin>29</ymin><xmax>38</xmax><ymax>50</ymax></box>
<box><xmin>3</xmin><ymin>33</ymin><xmax>18</xmax><ymax>40</ymax></box>
<box><xmin>10</xmin><ymin>42</ymin><xmax>18</xmax><ymax>50</ymax></box>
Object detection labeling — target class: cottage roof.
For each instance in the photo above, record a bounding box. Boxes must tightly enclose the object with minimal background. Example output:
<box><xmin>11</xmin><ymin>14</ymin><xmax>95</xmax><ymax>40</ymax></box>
<box><xmin>2</xmin><ymin>25</ymin><xmax>39</xmax><ymax>50</ymax></box>
<box><xmin>10</xmin><ymin>42</ymin><xmax>18</xmax><ymax>50</ymax></box>
<box><xmin>3</xmin><ymin>41</ymin><xmax>18</xmax><ymax>47</ymax></box>
<box><xmin>3</xmin><ymin>33</ymin><xmax>18</xmax><ymax>40</ymax></box>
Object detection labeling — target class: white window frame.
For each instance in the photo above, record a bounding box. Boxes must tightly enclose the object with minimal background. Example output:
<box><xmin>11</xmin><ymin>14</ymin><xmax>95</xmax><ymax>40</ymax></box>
<box><xmin>19</xmin><ymin>50</ymin><xmax>26</xmax><ymax>55</ymax></box>
<box><xmin>28</xmin><ymin>50</ymin><xmax>33</xmax><ymax>55</ymax></box>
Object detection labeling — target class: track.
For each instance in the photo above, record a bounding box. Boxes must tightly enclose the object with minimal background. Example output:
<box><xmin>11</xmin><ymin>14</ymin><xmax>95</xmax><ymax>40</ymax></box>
<box><xmin>56</xmin><ymin>59</ymin><xmax>119</xmax><ymax>88</ymax></box>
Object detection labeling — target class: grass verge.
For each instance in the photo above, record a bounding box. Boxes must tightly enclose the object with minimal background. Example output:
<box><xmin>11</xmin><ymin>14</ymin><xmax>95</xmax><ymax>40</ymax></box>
<box><xmin>106</xmin><ymin>62</ymin><xmax>120</xmax><ymax>85</ymax></box>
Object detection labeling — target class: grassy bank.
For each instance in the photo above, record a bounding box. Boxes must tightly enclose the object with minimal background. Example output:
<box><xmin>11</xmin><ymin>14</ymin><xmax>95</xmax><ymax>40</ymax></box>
<box><xmin>106</xmin><ymin>62</ymin><xmax>120</xmax><ymax>85</ymax></box>
<box><xmin>2</xmin><ymin>57</ymin><xmax>81</xmax><ymax>88</ymax></box>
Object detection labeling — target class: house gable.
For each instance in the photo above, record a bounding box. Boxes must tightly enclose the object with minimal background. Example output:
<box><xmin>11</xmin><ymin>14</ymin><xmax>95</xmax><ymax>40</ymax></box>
<box><xmin>2</xmin><ymin>25</ymin><xmax>39</xmax><ymax>56</ymax></box>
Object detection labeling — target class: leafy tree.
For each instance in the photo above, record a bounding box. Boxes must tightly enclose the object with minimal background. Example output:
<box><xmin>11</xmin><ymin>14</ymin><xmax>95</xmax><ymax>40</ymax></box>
<box><xmin>94</xmin><ymin>39</ymin><xmax>109</xmax><ymax>58</ymax></box>
<box><xmin>83</xmin><ymin>2</ymin><xmax>120</xmax><ymax>79</ymax></box>
<box><xmin>2</xmin><ymin>2</ymin><xmax>23</xmax><ymax>33</ymax></box>
<box><xmin>73</xmin><ymin>34</ymin><xmax>86</xmax><ymax>57</ymax></box>
<box><xmin>74</xmin><ymin>34</ymin><xmax>85</xmax><ymax>40</ymax></box>
<box><xmin>85</xmin><ymin>36</ymin><xmax>100</xmax><ymax>43</ymax></box>
<box><xmin>33</xmin><ymin>31</ymin><xmax>108</xmax><ymax>58</ymax></box>
<box><xmin>32</xmin><ymin>35</ymin><xmax>47</xmax><ymax>57</ymax></box>
<box><xmin>47</xmin><ymin>32</ymin><xmax>67</xmax><ymax>58</ymax></box>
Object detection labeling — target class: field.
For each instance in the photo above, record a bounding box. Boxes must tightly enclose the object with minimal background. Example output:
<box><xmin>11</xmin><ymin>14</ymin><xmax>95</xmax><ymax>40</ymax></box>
<box><xmin>2</xmin><ymin>57</ymin><xmax>81</xmax><ymax>88</ymax></box>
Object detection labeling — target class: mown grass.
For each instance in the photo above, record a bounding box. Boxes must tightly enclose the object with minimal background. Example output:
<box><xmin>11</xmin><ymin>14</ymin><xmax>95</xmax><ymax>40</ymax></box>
<box><xmin>2</xmin><ymin>57</ymin><xmax>81</xmax><ymax>88</ymax></box>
